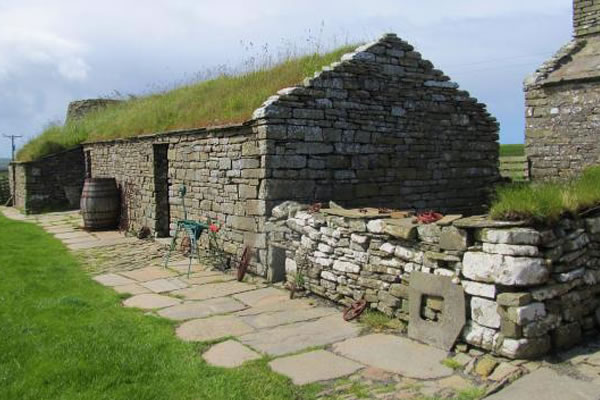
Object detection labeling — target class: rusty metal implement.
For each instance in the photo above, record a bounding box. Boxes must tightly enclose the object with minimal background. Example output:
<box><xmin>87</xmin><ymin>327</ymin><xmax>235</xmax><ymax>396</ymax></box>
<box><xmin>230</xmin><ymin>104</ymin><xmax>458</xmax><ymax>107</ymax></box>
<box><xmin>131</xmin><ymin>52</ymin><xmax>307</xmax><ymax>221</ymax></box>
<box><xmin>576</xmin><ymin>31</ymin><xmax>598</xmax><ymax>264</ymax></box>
<box><xmin>343</xmin><ymin>299</ymin><xmax>367</xmax><ymax>321</ymax></box>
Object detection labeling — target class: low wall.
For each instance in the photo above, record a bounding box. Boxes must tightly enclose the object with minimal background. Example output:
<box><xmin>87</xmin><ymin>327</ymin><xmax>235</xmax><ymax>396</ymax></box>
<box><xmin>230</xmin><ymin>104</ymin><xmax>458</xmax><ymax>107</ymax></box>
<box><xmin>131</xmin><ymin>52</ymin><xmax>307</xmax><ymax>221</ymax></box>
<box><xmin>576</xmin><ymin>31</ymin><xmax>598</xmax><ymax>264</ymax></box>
<box><xmin>267</xmin><ymin>203</ymin><xmax>600</xmax><ymax>359</ymax></box>
<box><xmin>9</xmin><ymin>148</ymin><xmax>85</xmax><ymax>213</ymax></box>
<box><xmin>0</xmin><ymin>172</ymin><xmax>9</xmax><ymax>204</ymax></box>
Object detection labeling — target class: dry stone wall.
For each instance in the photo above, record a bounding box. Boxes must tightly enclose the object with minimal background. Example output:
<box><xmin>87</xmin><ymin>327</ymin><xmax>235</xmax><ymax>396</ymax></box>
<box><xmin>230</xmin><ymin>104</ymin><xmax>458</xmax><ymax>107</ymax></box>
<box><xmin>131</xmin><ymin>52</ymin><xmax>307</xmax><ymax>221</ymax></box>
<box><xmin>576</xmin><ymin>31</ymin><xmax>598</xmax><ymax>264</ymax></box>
<box><xmin>574</xmin><ymin>0</ymin><xmax>600</xmax><ymax>38</ymax></box>
<box><xmin>8</xmin><ymin>147</ymin><xmax>85</xmax><ymax>213</ymax></box>
<box><xmin>268</xmin><ymin>203</ymin><xmax>600</xmax><ymax>359</ymax></box>
<box><xmin>85</xmin><ymin>125</ymin><xmax>270</xmax><ymax>275</ymax></box>
<box><xmin>255</xmin><ymin>33</ymin><xmax>500</xmax><ymax>215</ymax></box>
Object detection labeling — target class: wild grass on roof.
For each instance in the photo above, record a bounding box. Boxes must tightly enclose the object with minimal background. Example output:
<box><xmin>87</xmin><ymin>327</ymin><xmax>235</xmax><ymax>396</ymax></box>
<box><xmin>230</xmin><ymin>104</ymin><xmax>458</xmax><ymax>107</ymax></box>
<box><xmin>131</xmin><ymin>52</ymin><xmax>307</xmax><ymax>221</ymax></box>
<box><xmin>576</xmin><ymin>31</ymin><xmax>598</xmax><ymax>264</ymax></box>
<box><xmin>17</xmin><ymin>45</ymin><xmax>355</xmax><ymax>162</ymax></box>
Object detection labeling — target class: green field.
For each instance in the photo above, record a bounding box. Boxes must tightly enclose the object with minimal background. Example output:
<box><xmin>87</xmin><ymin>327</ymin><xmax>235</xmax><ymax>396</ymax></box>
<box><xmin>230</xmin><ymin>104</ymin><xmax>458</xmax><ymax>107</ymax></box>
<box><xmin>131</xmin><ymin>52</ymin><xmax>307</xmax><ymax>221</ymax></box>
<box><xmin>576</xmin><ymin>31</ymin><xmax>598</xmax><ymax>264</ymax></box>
<box><xmin>499</xmin><ymin>144</ymin><xmax>524</xmax><ymax>157</ymax></box>
<box><xmin>17</xmin><ymin>45</ymin><xmax>355</xmax><ymax>162</ymax></box>
<box><xmin>0</xmin><ymin>213</ymin><xmax>318</xmax><ymax>400</ymax></box>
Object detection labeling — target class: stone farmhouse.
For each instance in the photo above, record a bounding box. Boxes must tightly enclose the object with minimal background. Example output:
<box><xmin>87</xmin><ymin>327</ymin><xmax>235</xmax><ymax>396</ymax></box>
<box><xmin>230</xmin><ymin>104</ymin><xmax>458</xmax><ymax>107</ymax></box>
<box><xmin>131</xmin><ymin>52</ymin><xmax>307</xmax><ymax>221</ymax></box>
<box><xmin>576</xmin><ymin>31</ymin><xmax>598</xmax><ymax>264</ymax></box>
<box><xmin>10</xmin><ymin>33</ymin><xmax>500</xmax><ymax>277</ymax></box>
<box><xmin>526</xmin><ymin>0</ymin><xmax>600</xmax><ymax>179</ymax></box>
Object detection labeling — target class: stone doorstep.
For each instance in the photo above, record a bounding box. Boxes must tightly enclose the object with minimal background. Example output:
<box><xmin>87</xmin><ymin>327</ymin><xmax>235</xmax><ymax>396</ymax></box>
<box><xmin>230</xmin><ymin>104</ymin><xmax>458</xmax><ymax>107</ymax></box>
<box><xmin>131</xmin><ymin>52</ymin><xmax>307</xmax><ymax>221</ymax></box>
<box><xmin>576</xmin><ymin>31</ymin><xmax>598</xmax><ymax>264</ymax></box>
<box><xmin>268</xmin><ymin>350</ymin><xmax>364</xmax><ymax>385</ymax></box>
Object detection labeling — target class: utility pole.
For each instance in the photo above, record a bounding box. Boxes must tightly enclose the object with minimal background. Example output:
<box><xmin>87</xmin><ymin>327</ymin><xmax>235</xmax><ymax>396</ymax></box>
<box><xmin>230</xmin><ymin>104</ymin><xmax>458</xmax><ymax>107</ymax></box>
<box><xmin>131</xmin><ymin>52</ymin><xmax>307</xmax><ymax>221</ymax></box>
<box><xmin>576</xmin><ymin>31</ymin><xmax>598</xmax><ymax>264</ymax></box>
<box><xmin>3</xmin><ymin>134</ymin><xmax>22</xmax><ymax>161</ymax></box>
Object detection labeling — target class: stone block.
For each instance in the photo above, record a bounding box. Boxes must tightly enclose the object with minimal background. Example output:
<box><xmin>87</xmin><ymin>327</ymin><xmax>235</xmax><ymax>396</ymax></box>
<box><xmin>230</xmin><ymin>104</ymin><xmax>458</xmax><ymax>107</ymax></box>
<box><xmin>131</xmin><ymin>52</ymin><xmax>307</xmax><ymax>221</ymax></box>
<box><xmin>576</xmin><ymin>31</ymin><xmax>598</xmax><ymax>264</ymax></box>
<box><xmin>504</xmin><ymin>302</ymin><xmax>546</xmax><ymax>325</ymax></box>
<box><xmin>483</xmin><ymin>243</ymin><xmax>540</xmax><ymax>257</ymax></box>
<box><xmin>333</xmin><ymin>260</ymin><xmax>360</xmax><ymax>274</ymax></box>
<box><xmin>266</xmin><ymin>246</ymin><xmax>286</xmax><ymax>283</ymax></box>
<box><xmin>440</xmin><ymin>227</ymin><xmax>469</xmax><ymax>251</ymax></box>
<box><xmin>471</xmin><ymin>297</ymin><xmax>501</xmax><ymax>329</ymax></box>
<box><xmin>384</xmin><ymin>219</ymin><xmax>417</xmax><ymax>240</ymax></box>
<box><xmin>497</xmin><ymin>292</ymin><xmax>532</xmax><ymax>307</ymax></box>
<box><xmin>408</xmin><ymin>271</ymin><xmax>466</xmax><ymax>350</ymax></box>
<box><xmin>498</xmin><ymin>336</ymin><xmax>551</xmax><ymax>359</ymax></box>
<box><xmin>481</xmin><ymin>228</ymin><xmax>541</xmax><ymax>245</ymax></box>
<box><xmin>462</xmin><ymin>252</ymin><xmax>549</xmax><ymax>286</ymax></box>
<box><xmin>461</xmin><ymin>281</ymin><xmax>496</xmax><ymax>299</ymax></box>
<box><xmin>552</xmin><ymin>322</ymin><xmax>582</xmax><ymax>350</ymax></box>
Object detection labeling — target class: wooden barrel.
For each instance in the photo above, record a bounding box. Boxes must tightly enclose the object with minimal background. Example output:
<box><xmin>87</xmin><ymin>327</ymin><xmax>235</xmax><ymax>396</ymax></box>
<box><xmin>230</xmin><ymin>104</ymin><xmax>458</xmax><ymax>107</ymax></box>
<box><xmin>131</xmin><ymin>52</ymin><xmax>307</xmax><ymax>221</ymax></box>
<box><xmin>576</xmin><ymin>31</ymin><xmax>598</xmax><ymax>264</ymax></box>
<box><xmin>80</xmin><ymin>178</ymin><xmax>120</xmax><ymax>230</ymax></box>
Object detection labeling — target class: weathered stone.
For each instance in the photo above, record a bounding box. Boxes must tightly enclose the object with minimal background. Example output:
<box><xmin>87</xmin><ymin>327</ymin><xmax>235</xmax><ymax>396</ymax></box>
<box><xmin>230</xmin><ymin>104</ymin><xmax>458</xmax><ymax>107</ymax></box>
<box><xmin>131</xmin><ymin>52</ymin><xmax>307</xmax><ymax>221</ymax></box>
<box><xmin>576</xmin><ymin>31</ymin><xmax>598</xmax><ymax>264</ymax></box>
<box><xmin>123</xmin><ymin>294</ymin><xmax>181</xmax><ymax>310</ymax></box>
<box><xmin>332</xmin><ymin>334</ymin><xmax>454</xmax><ymax>379</ymax></box>
<box><xmin>475</xmin><ymin>356</ymin><xmax>499</xmax><ymax>377</ymax></box>
<box><xmin>440</xmin><ymin>226</ymin><xmax>469</xmax><ymax>251</ymax></box>
<box><xmin>471</xmin><ymin>297</ymin><xmax>501</xmax><ymax>329</ymax></box>
<box><xmin>240</xmin><ymin>315</ymin><xmax>359</xmax><ymax>356</ymax></box>
<box><xmin>384</xmin><ymin>219</ymin><xmax>417</xmax><ymax>240</ymax></box>
<box><xmin>481</xmin><ymin>228</ymin><xmax>541</xmax><ymax>245</ymax></box>
<box><xmin>202</xmin><ymin>340</ymin><xmax>261</xmax><ymax>368</ymax></box>
<box><xmin>172</xmin><ymin>282</ymin><xmax>256</xmax><ymax>301</ymax></box>
<box><xmin>497</xmin><ymin>292</ymin><xmax>532</xmax><ymax>307</ymax></box>
<box><xmin>176</xmin><ymin>315</ymin><xmax>255</xmax><ymax>342</ymax></box>
<box><xmin>333</xmin><ymin>260</ymin><xmax>360</xmax><ymax>273</ymax></box>
<box><xmin>93</xmin><ymin>273</ymin><xmax>137</xmax><ymax>287</ymax></box>
<box><xmin>488</xmin><ymin>367</ymin><xmax>600</xmax><ymax>399</ymax></box>
<box><xmin>504</xmin><ymin>303</ymin><xmax>546</xmax><ymax>325</ymax></box>
<box><xmin>498</xmin><ymin>336</ymin><xmax>551</xmax><ymax>359</ymax></box>
<box><xmin>462</xmin><ymin>321</ymin><xmax>499</xmax><ymax>350</ymax></box>
<box><xmin>462</xmin><ymin>252</ymin><xmax>549</xmax><ymax>286</ymax></box>
<box><xmin>158</xmin><ymin>297</ymin><xmax>247</xmax><ymax>321</ymax></box>
<box><xmin>268</xmin><ymin>350</ymin><xmax>363</xmax><ymax>385</ymax></box>
<box><xmin>408</xmin><ymin>272</ymin><xmax>466</xmax><ymax>350</ymax></box>
<box><xmin>120</xmin><ymin>267</ymin><xmax>177</xmax><ymax>282</ymax></box>
<box><xmin>483</xmin><ymin>243</ymin><xmax>540</xmax><ymax>257</ymax></box>
<box><xmin>487</xmin><ymin>362</ymin><xmax>521</xmax><ymax>382</ymax></box>
<box><xmin>461</xmin><ymin>281</ymin><xmax>496</xmax><ymax>299</ymax></box>
<box><xmin>367</xmin><ymin>219</ymin><xmax>386</xmax><ymax>234</ymax></box>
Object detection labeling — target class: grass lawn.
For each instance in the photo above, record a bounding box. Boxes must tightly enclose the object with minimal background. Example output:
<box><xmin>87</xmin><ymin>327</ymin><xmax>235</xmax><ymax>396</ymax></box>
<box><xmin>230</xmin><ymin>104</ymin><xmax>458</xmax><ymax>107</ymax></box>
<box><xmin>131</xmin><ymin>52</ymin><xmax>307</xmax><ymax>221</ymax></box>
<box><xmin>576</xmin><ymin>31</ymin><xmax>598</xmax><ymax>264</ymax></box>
<box><xmin>0</xmin><ymin>213</ymin><xmax>317</xmax><ymax>400</ymax></box>
<box><xmin>499</xmin><ymin>144</ymin><xmax>524</xmax><ymax>157</ymax></box>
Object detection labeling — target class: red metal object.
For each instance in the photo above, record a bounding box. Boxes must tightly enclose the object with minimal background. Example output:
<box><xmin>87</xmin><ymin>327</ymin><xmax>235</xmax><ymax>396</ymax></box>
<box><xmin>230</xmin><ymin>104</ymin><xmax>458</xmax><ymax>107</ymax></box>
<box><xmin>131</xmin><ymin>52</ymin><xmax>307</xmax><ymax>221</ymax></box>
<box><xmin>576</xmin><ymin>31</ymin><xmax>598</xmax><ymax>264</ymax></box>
<box><xmin>308</xmin><ymin>202</ymin><xmax>322</xmax><ymax>213</ymax></box>
<box><xmin>237</xmin><ymin>246</ymin><xmax>251</xmax><ymax>281</ymax></box>
<box><xmin>416</xmin><ymin>211</ymin><xmax>443</xmax><ymax>224</ymax></box>
<box><xmin>343</xmin><ymin>299</ymin><xmax>367</xmax><ymax>321</ymax></box>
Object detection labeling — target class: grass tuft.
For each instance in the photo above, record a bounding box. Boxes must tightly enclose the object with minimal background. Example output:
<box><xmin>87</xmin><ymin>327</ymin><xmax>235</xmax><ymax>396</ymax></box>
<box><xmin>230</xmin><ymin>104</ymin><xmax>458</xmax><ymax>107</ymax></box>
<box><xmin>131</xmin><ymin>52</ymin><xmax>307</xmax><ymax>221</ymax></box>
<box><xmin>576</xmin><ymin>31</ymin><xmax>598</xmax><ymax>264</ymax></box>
<box><xmin>441</xmin><ymin>358</ymin><xmax>463</xmax><ymax>370</ymax></box>
<box><xmin>17</xmin><ymin>45</ymin><xmax>356</xmax><ymax>162</ymax></box>
<box><xmin>490</xmin><ymin>165</ymin><xmax>600</xmax><ymax>222</ymax></box>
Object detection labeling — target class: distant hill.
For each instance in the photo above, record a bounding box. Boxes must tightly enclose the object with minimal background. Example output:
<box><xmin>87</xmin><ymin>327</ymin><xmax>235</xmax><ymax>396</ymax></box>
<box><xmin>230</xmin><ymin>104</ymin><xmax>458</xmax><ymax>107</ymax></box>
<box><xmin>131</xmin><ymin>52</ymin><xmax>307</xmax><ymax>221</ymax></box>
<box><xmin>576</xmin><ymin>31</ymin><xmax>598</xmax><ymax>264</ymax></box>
<box><xmin>0</xmin><ymin>158</ymin><xmax>10</xmax><ymax>171</ymax></box>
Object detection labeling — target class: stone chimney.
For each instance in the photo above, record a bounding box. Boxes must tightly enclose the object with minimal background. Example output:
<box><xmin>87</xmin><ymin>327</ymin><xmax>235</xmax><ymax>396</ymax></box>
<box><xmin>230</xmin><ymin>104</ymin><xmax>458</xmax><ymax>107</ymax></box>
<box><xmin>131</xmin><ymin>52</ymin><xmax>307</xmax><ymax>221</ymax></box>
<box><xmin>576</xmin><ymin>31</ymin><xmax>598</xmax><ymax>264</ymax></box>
<box><xmin>574</xmin><ymin>0</ymin><xmax>600</xmax><ymax>38</ymax></box>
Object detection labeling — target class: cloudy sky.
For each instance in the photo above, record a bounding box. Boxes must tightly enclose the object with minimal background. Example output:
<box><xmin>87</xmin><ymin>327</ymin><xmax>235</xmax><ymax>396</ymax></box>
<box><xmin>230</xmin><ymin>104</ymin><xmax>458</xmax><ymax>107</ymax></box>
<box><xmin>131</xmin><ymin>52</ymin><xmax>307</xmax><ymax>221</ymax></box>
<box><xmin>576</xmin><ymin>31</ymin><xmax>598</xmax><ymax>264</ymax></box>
<box><xmin>0</xmin><ymin>0</ymin><xmax>572</xmax><ymax>158</ymax></box>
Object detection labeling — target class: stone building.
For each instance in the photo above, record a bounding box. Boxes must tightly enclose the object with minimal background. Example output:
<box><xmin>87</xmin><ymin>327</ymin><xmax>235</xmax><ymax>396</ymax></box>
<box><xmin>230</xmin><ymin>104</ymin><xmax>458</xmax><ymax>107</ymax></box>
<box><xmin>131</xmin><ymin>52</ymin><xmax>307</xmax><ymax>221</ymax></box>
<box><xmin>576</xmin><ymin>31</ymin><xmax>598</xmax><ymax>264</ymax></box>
<box><xmin>12</xmin><ymin>33</ymin><xmax>500</xmax><ymax>276</ymax></box>
<box><xmin>525</xmin><ymin>0</ymin><xmax>600</xmax><ymax>179</ymax></box>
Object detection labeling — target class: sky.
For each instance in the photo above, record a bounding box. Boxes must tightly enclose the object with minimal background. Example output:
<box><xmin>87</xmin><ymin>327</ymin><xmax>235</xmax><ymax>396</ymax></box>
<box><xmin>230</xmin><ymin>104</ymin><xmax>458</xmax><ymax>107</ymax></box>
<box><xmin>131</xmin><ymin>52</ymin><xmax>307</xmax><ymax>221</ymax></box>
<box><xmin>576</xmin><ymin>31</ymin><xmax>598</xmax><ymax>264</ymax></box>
<box><xmin>0</xmin><ymin>0</ymin><xmax>573</xmax><ymax>159</ymax></box>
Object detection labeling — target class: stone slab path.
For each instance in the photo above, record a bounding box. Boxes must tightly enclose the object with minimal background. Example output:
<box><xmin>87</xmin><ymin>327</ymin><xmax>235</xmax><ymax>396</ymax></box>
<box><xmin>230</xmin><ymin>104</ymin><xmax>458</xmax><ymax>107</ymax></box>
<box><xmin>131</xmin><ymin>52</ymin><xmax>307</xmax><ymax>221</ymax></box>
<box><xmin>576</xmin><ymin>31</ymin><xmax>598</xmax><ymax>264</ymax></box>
<box><xmin>5</xmin><ymin>207</ymin><xmax>600</xmax><ymax>400</ymax></box>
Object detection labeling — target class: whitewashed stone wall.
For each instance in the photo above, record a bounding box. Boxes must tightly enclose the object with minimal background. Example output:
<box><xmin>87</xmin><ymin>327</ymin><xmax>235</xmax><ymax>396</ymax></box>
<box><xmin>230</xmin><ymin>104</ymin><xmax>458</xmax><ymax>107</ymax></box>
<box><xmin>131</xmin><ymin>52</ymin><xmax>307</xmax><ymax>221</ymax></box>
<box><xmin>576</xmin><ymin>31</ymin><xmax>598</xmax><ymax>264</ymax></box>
<box><xmin>268</xmin><ymin>204</ymin><xmax>600</xmax><ymax>359</ymax></box>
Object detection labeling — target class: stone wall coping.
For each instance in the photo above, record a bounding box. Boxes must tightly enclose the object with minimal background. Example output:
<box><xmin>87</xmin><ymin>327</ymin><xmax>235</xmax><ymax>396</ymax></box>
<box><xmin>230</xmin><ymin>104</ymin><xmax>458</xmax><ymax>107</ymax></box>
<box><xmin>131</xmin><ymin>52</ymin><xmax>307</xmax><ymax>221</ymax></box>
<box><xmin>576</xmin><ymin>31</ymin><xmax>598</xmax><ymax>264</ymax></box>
<box><xmin>82</xmin><ymin>121</ymin><xmax>255</xmax><ymax>146</ymax></box>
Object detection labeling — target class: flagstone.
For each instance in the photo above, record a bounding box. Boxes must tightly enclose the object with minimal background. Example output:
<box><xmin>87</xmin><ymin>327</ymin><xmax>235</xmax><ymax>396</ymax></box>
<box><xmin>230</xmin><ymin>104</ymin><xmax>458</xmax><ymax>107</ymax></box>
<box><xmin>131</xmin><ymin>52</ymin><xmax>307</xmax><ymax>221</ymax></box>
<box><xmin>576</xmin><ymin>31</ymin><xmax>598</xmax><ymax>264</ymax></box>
<box><xmin>240</xmin><ymin>315</ymin><xmax>361</xmax><ymax>356</ymax></box>
<box><xmin>239</xmin><ymin>306</ymin><xmax>336</xmax><ymax>329</ymax></box>
<box><xmin>176</xmin><ymin>315</ymin><xmax>255</xmax><ymax>342</ymax></box>
<box><xmin>112</xmin><ymin>283</ymin><xmax>152</xmax><ymax>295</ymax></box>
<box><xmin>120</xmin><ymin>266</ymin><xmax>177</xmax><ymax>282</ymax></box>
<box><xmin>269</xmin><ymin>350</ymin><xmax>363</xmax><ymax>384</ymax></box>
<box><xmin>172</xmin><ymin>281</ymin><xmax>256</xmax><ymax>301</ymax></box>
<box><xmin>202</xmin><ymin>340</ymin><xmax>261</xmax><ymax>368</ymax></box>
<box><xmin>123</xmin><ymin>294</ymin><xmax>181</xmax><ymax>310</ymax></box>
<box><xmin>93</xmin><ymin>273</ymin><xmax>137</xmax><ymax>287</ymax></box>
<box><xmin>158</xmin><ymin>297</ymin><xmax>247</xmax><ymax>321</ymax></box>
<box><xmin>332</xmin><ymin>334</ymin><xmax>453</xmax><ymax>379</ymax></box>
<box><xmin>142</xmin><ymin>278</ymin><xmax>188</xmax><ymax>293</ymax></box>
<box><xmin>232</xmin><ymin>287</ymin><xmax>289</xmax><ymax>307</ymax></box>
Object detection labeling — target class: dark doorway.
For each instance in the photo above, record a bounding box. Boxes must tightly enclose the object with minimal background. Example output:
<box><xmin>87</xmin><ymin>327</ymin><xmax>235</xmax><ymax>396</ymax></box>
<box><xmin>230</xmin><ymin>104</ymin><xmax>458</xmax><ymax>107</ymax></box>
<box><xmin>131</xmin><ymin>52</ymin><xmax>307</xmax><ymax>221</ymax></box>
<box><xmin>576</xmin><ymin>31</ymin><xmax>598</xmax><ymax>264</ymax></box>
<box><xmin>153</xmin><ymin>144</ymin><xmax>170</xmax><ymax>237</ymax></box>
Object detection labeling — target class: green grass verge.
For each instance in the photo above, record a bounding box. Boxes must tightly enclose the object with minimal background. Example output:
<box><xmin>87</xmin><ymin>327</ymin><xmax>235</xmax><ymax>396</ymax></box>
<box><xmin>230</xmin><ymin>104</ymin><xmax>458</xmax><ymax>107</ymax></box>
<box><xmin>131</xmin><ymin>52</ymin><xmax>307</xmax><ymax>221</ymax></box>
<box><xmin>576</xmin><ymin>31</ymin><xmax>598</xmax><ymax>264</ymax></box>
<box><xmin>490</xmin><ymin>165</ymin><xmax>600</xmax><ymax>222</ymax></box>
<box><xmin>17</xmin><ymin>45</ymin><xmax>356</xmax><ymax>162</ymax></box>
<box><xmin>0</xmin><ymin>213</ymin><xmax>319</xmax><ymax>400</ymax></box>
<box><xmin>499</xmin><ymin>144</ymin><xmax>524</xmax><ymax>157</ymax></box>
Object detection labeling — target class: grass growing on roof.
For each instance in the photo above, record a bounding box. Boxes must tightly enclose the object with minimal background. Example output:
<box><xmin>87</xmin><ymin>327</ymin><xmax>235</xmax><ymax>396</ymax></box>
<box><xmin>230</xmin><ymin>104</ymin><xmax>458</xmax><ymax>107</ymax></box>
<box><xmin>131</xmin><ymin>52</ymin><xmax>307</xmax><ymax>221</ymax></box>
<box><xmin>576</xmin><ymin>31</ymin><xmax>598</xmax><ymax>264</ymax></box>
<box><xmin>490</xmin><ymin>165</ymin><xmax>600</xmax><ymax>222</ymax></box>
<box><xmin>17</xmin><ymin>45</ymin><xmax>356</xmax><ymax>162</ymax></box>
<box><xmin>0</xmin><ymin>213</ymin><xmax>320</xmax><ymax>400</ymax></box>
